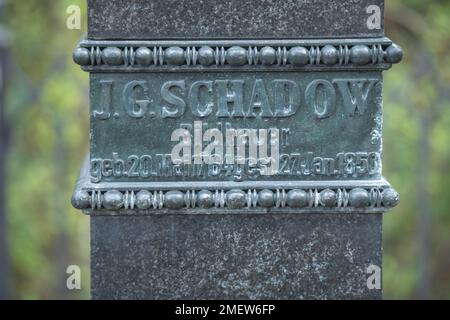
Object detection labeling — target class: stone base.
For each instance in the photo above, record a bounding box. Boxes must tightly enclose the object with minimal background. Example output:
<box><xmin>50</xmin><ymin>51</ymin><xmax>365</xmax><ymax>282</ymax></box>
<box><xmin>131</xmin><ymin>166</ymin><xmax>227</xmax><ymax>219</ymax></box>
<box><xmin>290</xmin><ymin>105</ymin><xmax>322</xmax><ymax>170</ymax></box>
<box><xmin>91</xmin><ymin>213</ymin><xmax>382</xmax><ymax>299</ymax></box>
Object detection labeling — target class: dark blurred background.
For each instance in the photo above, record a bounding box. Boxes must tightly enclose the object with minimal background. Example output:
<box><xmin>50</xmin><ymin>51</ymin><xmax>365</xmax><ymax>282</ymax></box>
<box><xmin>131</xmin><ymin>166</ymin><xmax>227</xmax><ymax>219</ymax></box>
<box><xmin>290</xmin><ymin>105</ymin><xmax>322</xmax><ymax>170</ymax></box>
<box><xmin>0</xmin><ymin>0</ymin><xmax>449</xmax><ymax>299</ymax></box>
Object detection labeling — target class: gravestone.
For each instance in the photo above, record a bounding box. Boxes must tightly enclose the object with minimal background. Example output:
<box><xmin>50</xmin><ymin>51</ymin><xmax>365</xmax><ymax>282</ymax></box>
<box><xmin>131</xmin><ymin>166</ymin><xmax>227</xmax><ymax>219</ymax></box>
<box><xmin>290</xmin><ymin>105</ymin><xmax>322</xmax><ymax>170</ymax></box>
<box><xmin>72</xmin><ymin>0</ymin><xmax>402</xmax><ymax>299</ymax></box>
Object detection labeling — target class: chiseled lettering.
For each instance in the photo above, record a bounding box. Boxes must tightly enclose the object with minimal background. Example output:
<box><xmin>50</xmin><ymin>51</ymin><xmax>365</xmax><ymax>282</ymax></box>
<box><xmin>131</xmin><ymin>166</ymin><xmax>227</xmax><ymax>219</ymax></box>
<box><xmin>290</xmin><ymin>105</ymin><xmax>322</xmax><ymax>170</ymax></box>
<box><xmin>273</xmin><ymin>80</ymin><xmax>300</xmax><ymax>117</ymax></box>
<box><xmin>305</xmin><ymin>79</ymin><xmax>336</xmax><ymax>119</ymax></box>
<box><xmin>115</xmin><ymin>77</ymin><xmax>379</xmax><ymax>120</ymax></box>
<box><xmin>333</xmin><ymin>79</ymin><xmax>378</xmax><ymax>116</ymax></box>
<box><xmin>94</xmin><ymin>80</ymin><xmax>113</xmax><ymax>120</ymax></box>
<box><xmin>122</xmin><ymin>80</ymin><xmax>149</xmax><ymax>118</ymax></box>
<box><xmin>90</xmin><ymin>151</ymin><xmax>380</xmax><ymax>182</ymax></box>
<box><xmin>247</xmin><ymin>79</ymin><xmax>273</xmax><ymax>117</ymax></box>
<box><xmin>188</xmin><ymin>80</ymin><xmax>214</xmax><ymax>117</ymax></box>
<box><xmin>215</xmin><ymin>80</ymin><xmax>245</xmax><ymax>118</ymax></box>
<box><xmin>161</xmin><ymin>80</ymin><xmax>186</xmax><ymax>118</ymax></box>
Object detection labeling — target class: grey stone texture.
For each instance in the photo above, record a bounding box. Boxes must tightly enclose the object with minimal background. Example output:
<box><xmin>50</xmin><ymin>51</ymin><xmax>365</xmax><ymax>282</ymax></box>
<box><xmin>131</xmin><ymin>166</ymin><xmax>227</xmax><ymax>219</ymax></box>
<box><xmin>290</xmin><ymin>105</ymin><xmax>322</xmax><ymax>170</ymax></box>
<box><xmin>88</xmin><ymin>0</ymin><xmax>384</xmax><ymax>40</ymax></box>
<box><xmin>91</xmin><ymin>213</ymin><xmax>382</xmax><ymax>299</ymax></box>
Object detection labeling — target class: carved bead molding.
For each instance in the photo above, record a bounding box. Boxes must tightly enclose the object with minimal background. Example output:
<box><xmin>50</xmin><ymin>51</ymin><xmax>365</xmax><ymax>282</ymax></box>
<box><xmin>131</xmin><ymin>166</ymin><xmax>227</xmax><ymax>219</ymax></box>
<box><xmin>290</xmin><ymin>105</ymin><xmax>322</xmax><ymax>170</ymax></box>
<box><xmin>72</xmin><ymin>186</ymin><xmax>399</xmax><ymax>214</ymax></box>
<box><xmin>73</xmin><ymin>38</ymin><xmax>403</xmax><ymax>72</ymax></box>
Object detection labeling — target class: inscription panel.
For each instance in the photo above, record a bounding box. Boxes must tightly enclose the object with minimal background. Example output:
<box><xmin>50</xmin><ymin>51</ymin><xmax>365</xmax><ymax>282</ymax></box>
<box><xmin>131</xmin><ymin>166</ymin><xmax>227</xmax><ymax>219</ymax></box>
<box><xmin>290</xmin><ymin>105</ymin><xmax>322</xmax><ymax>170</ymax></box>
<box><xmin>90</xmin><ymin>72</ymin><xmax>383</xmax><ymax>183</ymax></box>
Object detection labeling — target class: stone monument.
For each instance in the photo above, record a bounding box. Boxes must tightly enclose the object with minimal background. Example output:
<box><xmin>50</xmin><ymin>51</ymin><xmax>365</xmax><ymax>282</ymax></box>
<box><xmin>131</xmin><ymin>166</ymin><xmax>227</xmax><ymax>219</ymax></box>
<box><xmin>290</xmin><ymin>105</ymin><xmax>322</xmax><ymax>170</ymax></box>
<box><xmin>72</xmin><ymin>0</ymin><xmax>403</xmax><ymax>299</ymax></box>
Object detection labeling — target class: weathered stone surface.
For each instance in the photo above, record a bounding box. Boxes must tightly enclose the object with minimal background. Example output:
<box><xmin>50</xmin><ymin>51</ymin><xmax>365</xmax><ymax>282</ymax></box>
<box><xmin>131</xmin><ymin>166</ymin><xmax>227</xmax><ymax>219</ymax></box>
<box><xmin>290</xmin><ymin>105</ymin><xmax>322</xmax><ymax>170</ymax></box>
<box><xmin>91</xmin><ymin>213</ymin><xmax>382</xmax><ymax>299</ymax></box>
<box><xmin>88</xmin><ymin>0</ymin><xmax>384</xmax><ymax>40</ymax></box>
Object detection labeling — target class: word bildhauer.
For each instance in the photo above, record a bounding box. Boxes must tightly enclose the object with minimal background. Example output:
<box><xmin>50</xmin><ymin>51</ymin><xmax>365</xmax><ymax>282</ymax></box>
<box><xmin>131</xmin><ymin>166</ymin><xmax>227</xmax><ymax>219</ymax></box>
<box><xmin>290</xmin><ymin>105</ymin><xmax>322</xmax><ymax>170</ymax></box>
<box><xmin>171</xmin><ymin>121</ymin><xmax>279</xmax><ymax>175</ymax></box>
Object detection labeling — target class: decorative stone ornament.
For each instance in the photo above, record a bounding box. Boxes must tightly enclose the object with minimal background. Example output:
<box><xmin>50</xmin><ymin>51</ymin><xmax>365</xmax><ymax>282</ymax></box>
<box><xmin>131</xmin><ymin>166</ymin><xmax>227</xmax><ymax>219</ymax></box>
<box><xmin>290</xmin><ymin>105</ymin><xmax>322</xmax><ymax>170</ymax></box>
<box><xmin>73</xmin><ymin>41</ymin><xmax>402</xmax><ymax>70</ymax></box>
<box><xmin>72</xmin><ymin>159</ymin><xmax>399</xmax><ymax>212</ymax></box>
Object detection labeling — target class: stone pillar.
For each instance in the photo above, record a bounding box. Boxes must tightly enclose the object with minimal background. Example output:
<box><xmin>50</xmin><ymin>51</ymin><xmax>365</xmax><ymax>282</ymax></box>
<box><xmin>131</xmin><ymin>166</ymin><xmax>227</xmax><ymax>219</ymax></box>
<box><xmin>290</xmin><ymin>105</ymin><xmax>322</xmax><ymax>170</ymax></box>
<box><xmin>72</xmin><ymin>0</ymin><xmax>402</xmax><ymax>299</ymax></box>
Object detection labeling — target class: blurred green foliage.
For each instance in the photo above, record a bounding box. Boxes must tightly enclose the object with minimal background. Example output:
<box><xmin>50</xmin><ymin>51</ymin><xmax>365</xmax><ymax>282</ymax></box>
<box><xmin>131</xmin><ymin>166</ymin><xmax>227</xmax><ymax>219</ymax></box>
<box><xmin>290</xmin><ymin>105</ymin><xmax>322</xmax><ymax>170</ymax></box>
<box><xmin>2</xmin><ymin>0</ymin><xmax>89</xmax><ymax>299</ymax></box>
<box><xmin>383</xmin><ymin>0</ymin><xmax>450</xmax><ymax>299</ymax></box>
<box><xmin>0</xmin><ymin>0</ymin><xmax>449</xmax><ymax>299</ymax></box>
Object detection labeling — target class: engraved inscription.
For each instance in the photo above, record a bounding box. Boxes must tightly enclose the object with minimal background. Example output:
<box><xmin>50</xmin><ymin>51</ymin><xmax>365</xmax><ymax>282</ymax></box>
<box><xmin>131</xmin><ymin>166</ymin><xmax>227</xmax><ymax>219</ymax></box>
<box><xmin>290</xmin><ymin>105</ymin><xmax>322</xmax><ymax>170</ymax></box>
<box><xmin>90</xmin><ymin>72</ymin><xmax>383</xmax><ymax>183</ymax></box>
<box><xmin>92</xmin><ymin>78</ymin><xmax>379</xmax><ymax>120</ymax></box>
<box><xmin>90</xmin><ymin>151</ymin><xmax>380</xmax><ymax>183</ymax></box>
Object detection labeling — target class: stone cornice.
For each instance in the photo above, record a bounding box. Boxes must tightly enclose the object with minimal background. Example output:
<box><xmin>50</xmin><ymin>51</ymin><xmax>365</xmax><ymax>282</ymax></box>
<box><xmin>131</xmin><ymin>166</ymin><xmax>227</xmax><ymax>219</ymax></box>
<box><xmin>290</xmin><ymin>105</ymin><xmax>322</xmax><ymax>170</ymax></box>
<box><xmin>73</xmin><ymin>37</ymin><xmax>403</xmax><ymax>72</ymax></box>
